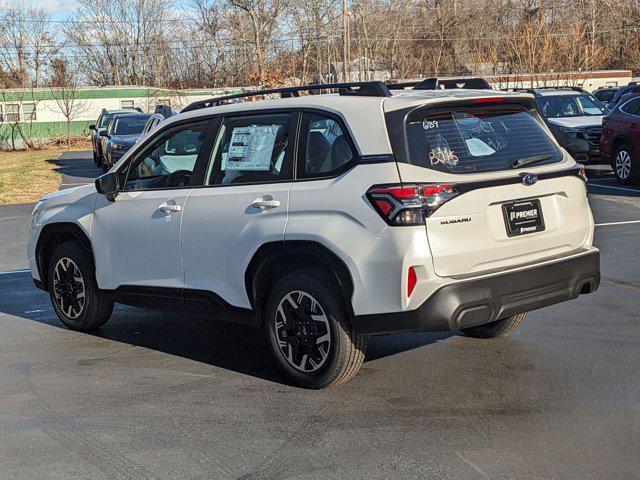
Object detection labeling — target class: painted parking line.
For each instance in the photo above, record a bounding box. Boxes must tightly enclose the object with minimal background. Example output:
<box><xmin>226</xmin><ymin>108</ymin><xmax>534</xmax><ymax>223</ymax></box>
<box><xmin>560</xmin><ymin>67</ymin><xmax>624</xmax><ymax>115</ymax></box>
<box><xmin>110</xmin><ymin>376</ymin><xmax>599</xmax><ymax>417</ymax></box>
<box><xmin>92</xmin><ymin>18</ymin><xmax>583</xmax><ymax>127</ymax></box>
<box><xmin>588</xmin><ymin>183</ymin><xmax>640</xmax><ymax>194</ymax></box>
<box><xmin>595</xmin><ymin>220</ymin><xmax>640</xmax><ymax>227</ymax></box>
<box><xmin>0</xmin><ymin>268</ymin><xmax>30</xmax><ymax>275</ymax></box>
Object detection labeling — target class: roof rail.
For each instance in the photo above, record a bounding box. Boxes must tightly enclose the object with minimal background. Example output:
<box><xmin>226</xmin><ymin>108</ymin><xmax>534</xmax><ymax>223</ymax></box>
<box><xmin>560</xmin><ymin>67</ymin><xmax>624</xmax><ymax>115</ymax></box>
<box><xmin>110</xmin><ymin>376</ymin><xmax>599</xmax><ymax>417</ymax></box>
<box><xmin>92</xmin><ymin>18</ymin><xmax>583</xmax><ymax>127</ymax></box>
<box><xmin>388</xmin><ymin>77</ymin><xmax>492</xmax><ymax>90</ymax></box>
<box><xmin>182</xmin><ymin>81</ymin><xmax>392</xmax><ymax>112</ymax></box>
<box><xmin>509</xmin><ymin>86</ymin><xmax>587</xmax><ymax>94</ymax></box>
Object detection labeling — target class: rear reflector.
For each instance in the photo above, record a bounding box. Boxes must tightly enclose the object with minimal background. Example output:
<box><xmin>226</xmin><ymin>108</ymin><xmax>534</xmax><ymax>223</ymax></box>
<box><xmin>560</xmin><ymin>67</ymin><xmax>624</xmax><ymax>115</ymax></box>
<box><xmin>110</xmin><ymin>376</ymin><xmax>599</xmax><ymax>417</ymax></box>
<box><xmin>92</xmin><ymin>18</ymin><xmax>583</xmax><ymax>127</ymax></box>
<box><xmin>407</xmin><ymin>267</ymin><xmax>417</xmax><ymax>297</ymax></box>
<box><xmin>367</xmin><ymin>184</ymin><xmax>458</xmax><ymax>226</ymax></box>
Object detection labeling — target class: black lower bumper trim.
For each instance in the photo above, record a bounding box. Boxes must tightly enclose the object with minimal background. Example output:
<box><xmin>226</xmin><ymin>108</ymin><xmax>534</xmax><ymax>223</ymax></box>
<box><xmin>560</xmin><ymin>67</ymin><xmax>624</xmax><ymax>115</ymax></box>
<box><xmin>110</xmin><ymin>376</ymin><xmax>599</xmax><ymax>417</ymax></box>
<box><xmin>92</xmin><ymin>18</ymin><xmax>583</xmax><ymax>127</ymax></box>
<box><xmin>354</xmin><ymin>251</ymin><xmax>600</xmax><ymax>335</ymax></box>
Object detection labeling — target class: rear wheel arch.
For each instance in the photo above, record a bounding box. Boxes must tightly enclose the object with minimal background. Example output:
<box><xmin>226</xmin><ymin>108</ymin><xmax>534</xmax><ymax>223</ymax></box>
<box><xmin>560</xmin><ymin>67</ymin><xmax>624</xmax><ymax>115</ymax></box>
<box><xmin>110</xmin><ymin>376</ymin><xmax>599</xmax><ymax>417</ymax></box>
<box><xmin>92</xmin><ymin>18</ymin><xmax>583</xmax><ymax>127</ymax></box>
<box><xmin>246</xmin><ymin>241</ymin><xmax>355</xmax><ymax>324</ymax></box>
<box><xmin>611</xmin><ymin>135</ymin><xmax>634</xmax><ymax>156</ymax></box>
<box><xmin>36</xmin><ymin>223</ymin><xmax>95</xmax><ymax>292</ymax></box>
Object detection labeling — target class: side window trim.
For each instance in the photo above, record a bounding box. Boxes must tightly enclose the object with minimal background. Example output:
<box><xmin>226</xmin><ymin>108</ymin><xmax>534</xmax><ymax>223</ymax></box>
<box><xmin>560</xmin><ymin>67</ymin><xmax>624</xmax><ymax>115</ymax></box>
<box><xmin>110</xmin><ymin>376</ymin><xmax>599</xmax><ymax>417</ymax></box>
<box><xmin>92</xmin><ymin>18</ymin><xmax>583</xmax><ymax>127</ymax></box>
<box><xmin>118</xmin><ymin>118</ymin><xmax>218</xmax><ymax>192</ymax></box>
<box><xmin>202</xmin><ymin>109</ymin><xmax>300</xmax><ymax>187</ymax></box>
<box><xmin>295</xmin><ymin>108</ymin><xmax>359</xmax><ymax>181</ymax></box>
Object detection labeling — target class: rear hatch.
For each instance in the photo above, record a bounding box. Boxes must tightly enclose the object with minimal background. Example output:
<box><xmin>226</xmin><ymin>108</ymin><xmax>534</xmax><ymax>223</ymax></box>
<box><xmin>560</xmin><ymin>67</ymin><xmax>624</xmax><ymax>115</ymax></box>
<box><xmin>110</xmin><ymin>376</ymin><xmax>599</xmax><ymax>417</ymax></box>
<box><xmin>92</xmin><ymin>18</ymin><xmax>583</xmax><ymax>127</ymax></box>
<box><xmin>389</xmin><ymin>98</ymin><xmax>592</xmax><ymax>278</ymax></box>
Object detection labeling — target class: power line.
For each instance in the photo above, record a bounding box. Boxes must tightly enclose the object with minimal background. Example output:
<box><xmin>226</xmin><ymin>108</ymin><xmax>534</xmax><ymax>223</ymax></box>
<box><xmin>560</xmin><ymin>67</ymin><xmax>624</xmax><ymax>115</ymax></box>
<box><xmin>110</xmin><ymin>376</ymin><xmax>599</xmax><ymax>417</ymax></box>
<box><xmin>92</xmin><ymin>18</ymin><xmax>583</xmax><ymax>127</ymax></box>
<box><xmin>0</xmin><ymin>25</ymin><xmax>635</xmax><ymax>52</ymax></box>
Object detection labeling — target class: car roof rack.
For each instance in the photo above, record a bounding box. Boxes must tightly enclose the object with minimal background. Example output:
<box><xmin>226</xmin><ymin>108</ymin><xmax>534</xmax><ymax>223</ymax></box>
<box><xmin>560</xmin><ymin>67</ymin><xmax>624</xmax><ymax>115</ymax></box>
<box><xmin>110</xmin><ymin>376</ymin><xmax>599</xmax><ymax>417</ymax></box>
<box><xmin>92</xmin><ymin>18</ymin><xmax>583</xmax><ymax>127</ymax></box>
<box><xmin>387</xmin><ymin>77</ymin><xmax>492</xmax><ymax>90</ymax></box>
<box><xmin>508</xmin><ymin>86</ymin><xmax>587</xmax><ymax>94</ymax></box>
<box><xmin>182</xmin><ymin>81</ymin><xmax>392</xmax><ymax>112</ymax></box>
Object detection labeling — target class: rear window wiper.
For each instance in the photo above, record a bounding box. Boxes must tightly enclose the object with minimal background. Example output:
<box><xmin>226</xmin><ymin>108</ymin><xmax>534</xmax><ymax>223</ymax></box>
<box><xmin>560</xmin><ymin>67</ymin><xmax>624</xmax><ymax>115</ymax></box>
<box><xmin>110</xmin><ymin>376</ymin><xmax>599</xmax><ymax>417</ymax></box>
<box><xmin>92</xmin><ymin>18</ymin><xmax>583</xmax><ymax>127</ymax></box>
<box><xmin>510</xmin><ymin>155</ymin><xmax>553</xmax><ymax>169</ymax></box>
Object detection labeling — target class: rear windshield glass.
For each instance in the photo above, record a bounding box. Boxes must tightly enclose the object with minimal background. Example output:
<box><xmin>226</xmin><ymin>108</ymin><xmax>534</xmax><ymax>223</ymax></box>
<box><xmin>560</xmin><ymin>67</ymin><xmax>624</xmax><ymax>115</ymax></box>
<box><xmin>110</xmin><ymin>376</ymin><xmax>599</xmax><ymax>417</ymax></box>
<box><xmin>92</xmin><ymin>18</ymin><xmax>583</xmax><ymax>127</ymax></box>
<box><xmin>405</xmin><ymin>105</ymin><xmax>562</xmax><ymax>174</ymax></box>
<box><xmin>595</xmin><ymin>90</ymin><xmax>616</xmax><ymax>103</ymax></box>
<box><xmin>112</xmin><ymin>116</ymin><xmax>149</xmax><ymax>135</ymax></box>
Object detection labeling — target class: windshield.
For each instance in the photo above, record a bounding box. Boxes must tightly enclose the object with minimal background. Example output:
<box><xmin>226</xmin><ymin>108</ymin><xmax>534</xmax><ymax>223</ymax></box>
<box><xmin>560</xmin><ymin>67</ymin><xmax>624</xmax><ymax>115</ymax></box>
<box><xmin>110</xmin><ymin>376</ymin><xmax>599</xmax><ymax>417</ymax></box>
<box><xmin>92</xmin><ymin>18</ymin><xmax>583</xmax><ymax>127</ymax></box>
<box><xmin>405</xmin><ymin>105</ymin><xmax>562</xmax><ymax>174</ymax></box>
<box><xmin>98</xmin><ymin>114</ymin><xmax>114</xmax><ymax>128</ymax></box>
<box><xmin>538</xmin><ymin>94</ymin><xmax>606</xmax><ymax>118</ymax></box>
<box><xmin>112</xmin><ymin>116</ymin><xmax>149</xmax><ymax>135</ymax></box>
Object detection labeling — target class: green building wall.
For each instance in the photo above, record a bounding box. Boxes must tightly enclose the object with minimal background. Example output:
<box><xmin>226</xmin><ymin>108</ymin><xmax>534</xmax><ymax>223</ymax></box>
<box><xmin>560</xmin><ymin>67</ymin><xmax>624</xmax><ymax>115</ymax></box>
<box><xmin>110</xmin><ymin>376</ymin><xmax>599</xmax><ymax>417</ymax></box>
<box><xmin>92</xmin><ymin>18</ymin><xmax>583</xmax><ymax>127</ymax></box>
<box><xmin>0</xmin><ymin>120</ymin><xmax>93</xmax><ymax>143</ymax></box>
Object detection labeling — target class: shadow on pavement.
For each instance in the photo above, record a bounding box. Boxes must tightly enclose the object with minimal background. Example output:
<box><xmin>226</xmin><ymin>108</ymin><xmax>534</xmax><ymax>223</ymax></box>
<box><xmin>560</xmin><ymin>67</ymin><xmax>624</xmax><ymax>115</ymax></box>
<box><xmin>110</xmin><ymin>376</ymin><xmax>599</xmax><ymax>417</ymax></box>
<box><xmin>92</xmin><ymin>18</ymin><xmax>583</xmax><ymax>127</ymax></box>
<box><xmin>0</xmin><ymin>271</ymin><xmax>454</xmax><ymax>386</ymax></box>
<box><xmin>47</xmin><ymin>150</ymin><xmax>101</xmax><ymax>187</ymax></box>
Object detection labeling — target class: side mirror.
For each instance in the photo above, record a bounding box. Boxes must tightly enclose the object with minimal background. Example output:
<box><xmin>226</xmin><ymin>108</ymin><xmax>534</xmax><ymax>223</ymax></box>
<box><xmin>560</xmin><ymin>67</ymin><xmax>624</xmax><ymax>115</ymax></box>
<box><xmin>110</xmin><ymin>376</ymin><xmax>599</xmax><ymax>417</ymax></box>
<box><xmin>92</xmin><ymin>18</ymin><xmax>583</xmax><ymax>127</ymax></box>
<box><xmin>95</xmin><ymin>172</ymin><xmax>120</xmax><ymax>201</ymax></box>
<box><xmin>99</xmin><ymin>130</ymin><xmax>110</xmax><ymax>138</ymax></box>
<box><xmin>88</xmin><ymin>124</ymin><xmax>96</xmax><ymax>131</ymax></box>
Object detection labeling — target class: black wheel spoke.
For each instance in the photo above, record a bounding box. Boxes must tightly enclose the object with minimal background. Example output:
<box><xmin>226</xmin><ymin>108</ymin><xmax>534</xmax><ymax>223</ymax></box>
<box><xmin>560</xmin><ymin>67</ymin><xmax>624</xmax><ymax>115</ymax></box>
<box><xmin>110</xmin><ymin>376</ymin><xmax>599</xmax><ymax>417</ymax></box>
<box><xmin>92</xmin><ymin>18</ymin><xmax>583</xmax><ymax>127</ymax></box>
<box><xmin>52</xmin><ymin>257</ymin><xmax>85</xmax><ymax>320</ymax></box>
<box><xmin>274</xmin><ymin>290</ymin><xmax>331</xmax><ymax>373</ymax></box>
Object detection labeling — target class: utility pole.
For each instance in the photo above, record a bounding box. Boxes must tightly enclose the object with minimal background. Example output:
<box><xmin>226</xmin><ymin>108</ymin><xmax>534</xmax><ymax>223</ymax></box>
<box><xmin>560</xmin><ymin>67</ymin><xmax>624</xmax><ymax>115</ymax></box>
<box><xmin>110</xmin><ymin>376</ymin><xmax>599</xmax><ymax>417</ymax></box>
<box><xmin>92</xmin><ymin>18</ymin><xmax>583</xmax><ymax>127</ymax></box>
<box><xmin>342</xmin><ymin>0</ymin><xmax>348</xmax><ymax>82</ymax></box>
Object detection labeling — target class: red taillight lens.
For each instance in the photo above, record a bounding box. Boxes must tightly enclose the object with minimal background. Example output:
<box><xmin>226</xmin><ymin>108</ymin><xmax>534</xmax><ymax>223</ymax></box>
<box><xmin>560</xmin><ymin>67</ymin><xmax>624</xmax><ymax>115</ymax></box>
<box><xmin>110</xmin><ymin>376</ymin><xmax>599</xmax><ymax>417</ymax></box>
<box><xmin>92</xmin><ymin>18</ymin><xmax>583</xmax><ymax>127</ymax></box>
<box><xmin>472</xmin><ymin>97</ymin><xmax>505</xmax><ymax>104</ymax></box>
<box><xmin>367</xmin><ymin>183</ymin><xmax>458</xmax><ymax>226</ymax></box>
<box><xmin>578</xmin><ymin>164</ymin><xmax>588</xmax><ymax>183</ymax></box>
<box><xmin>407</xmin><ymin>266</ymin><xmax>417</xmax><ymax>297</ymax></box>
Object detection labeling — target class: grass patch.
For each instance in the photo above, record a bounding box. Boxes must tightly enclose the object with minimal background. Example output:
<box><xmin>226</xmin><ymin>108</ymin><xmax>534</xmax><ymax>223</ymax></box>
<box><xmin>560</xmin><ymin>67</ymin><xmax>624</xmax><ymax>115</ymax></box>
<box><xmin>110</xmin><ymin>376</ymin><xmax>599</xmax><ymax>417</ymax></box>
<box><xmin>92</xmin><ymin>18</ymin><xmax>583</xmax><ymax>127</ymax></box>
<box><xmin>0</xmin><ymin>150</ymin><xmax>62</xmax><ymax>205</ymax></box>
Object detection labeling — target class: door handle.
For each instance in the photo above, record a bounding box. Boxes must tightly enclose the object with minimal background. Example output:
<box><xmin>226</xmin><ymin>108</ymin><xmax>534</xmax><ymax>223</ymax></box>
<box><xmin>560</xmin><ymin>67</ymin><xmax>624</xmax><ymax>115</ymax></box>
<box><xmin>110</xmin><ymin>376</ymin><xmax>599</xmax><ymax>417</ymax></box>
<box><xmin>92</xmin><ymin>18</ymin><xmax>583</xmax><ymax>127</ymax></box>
<box><xmin>158</xmin><ymin>201</ymin><xmax>182</xmax><ymax>213</ymax></box>
<box><xmin>251</xmin><ymin>196</ymin><xmax>281</xmax><ymax>210</ymax></box>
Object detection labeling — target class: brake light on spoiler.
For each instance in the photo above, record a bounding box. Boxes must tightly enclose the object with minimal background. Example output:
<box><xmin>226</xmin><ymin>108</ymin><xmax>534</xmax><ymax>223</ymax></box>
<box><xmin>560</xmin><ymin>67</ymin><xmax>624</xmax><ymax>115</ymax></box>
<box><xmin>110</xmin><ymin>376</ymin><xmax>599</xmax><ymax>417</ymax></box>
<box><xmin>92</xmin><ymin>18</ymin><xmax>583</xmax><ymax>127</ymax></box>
<box><xmin>367</xmin><ymin>184</ymin><xmax>458</xmax><ymax>226</ymax></box>
<box><xmin>472</xmin><ymin>97</ymin><xmax>505</xmax><ymax>104</ymax></box>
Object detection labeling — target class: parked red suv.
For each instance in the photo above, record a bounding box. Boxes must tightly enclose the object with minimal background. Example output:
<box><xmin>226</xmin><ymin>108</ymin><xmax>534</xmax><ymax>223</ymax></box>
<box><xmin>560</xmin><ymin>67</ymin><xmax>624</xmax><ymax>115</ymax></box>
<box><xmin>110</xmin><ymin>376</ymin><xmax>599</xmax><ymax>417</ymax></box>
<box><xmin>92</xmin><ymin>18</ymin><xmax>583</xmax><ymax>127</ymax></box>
<box><xmin>601</xmin><ymin>95</ymin><xmax>640</xmax><ymax>184</ymax></box>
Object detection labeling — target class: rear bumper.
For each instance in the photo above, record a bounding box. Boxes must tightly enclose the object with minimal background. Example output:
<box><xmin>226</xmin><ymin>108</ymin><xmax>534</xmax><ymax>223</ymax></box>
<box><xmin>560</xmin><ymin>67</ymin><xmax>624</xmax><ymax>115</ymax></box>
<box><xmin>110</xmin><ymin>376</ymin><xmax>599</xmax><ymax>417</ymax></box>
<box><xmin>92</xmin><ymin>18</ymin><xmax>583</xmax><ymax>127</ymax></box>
<box><xmin>353</xmin><ymin>250</ymin><xmax>600</xmax><ymax>335</ymax></box>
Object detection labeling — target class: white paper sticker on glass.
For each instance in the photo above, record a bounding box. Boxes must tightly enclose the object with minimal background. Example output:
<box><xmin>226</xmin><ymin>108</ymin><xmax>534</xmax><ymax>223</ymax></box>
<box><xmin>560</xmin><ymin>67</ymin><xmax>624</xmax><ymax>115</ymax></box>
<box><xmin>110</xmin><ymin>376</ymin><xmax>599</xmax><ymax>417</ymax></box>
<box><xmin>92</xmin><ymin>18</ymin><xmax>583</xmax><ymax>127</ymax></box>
<box><xmin>227</xmin><ymin>125</ymin><xmax>280</xmax><ymax>171</ymax></box>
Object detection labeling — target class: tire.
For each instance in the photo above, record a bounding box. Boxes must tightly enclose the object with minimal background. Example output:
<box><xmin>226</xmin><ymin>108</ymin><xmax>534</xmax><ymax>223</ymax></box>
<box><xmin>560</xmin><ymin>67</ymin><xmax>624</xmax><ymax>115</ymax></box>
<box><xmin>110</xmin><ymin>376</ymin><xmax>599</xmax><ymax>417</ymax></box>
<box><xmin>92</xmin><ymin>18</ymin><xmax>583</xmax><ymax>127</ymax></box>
<box><xmin>100</xmin><ymin>155</ymin><xmax>109</xmax><ymax>173</ymax></box>
<box><xmin>613</xmin><ymin>144</ymin><xmax>640</xmax><ymax>185</ymax></box>
<box><xmin>264</xmin><ymin>270</ymin><xmax>367</xmax><ymax>389</ymax></box>
<box><xmin>47</xmin><ymin>241</ymin><xmax>114</xmax><ymax>331</ymax></box>
<box><xmin>95</xmin><ymin>146</ymin><xmax>103</xmax><ymax>167</ymax></box>
<box><xmin>459</xmin><ymin>313</ymin><xmax>527</xmax><ymax>339</ymax></box>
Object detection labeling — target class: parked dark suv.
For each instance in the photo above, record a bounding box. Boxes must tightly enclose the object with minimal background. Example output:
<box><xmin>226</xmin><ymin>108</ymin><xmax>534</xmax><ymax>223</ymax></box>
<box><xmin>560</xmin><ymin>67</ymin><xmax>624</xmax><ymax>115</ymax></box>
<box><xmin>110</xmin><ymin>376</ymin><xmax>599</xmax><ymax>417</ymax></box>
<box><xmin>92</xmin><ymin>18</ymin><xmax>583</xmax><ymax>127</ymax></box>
<box><xmin>516</xmin><ymin>87</ymin><xmax>608</xmax><ymax>163</ymax></box>
<box><xmin>601</xmin><ymin>96</ymin><xmax>640</xmax><ymax>184</ymax></box>
<box><xmin>98</xmin><ymin>113</ymin><xmax>151</xmax><ymax>171</ymax></box>
<box><xmin>605</xmin><ymin>83</ymin><xmax>640</xmax><ymax>111</ymax></box>
<box><xmin>89</xmin><ymin>108</ymin><xmax>141</xmax><ymax>168</ymax></box>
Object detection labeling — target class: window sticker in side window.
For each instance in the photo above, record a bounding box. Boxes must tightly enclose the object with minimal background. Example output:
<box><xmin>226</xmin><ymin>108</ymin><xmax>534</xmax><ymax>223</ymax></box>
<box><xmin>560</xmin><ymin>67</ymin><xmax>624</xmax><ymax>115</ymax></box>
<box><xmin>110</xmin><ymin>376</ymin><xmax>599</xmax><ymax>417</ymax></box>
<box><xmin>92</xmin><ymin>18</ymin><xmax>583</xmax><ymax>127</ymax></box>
<box><xmin>227</xmin><ymin>125</ymin><xmax>280</xmax><ymax>171</ymax></box>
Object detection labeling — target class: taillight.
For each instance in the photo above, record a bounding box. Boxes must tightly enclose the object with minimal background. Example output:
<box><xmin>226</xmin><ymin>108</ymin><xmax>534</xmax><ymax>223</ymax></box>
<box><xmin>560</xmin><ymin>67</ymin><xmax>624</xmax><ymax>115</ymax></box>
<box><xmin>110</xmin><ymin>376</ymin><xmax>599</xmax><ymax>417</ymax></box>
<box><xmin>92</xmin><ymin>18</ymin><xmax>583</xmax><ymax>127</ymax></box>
<box><xmin>578</xmin><ymin>164</ymin><xmax>588</xmax><ymax>183</ymax></box>
<box><xmin>367</xmin><ymin>184</ymin><xmax>458</xmax><ymax>226</ymax></box>
<box><xmin>472</xmin><ymin>97</ymin><xmax>505</xmax><ymax>104</ymax></box>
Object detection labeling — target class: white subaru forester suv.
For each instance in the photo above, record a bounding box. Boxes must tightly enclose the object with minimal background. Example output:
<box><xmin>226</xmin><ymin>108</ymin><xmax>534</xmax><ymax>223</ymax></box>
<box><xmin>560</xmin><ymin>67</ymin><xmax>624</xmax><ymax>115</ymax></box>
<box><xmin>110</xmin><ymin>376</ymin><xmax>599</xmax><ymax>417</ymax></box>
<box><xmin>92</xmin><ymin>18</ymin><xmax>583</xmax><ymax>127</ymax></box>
<box><xmin>28</xmin><ymin>80</ymin><xmax>600</xmax><ymax>388</ymax></box>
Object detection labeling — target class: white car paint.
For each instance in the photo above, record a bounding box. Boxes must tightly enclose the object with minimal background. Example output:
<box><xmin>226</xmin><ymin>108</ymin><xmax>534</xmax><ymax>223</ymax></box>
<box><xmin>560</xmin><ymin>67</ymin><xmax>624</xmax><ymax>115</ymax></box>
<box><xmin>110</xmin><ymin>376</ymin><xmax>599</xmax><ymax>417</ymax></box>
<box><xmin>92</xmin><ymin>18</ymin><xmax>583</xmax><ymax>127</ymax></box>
<box><xmin>28</xmin><ymin>88</ymin><xmax>598</xmax><ymax>320</ymax></box>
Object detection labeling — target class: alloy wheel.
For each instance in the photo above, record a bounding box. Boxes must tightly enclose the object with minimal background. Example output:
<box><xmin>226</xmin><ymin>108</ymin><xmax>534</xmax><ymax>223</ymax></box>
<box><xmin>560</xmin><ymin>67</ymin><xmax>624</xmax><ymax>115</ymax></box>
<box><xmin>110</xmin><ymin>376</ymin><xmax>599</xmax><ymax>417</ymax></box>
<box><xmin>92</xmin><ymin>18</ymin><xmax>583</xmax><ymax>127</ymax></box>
<box><xmin>616</xmin><ymin>150</ymin><xmax>632</xmax><ymax>180</ymax></box>
<box><xmin>274</xmin><ymin>290</ymin><xmax>331</xmax><ymax>373</ymax></box>
<box><xmin>52</xmin><ymin>257</ymin><xmax>86</xmax><ymax>319</ymax></box>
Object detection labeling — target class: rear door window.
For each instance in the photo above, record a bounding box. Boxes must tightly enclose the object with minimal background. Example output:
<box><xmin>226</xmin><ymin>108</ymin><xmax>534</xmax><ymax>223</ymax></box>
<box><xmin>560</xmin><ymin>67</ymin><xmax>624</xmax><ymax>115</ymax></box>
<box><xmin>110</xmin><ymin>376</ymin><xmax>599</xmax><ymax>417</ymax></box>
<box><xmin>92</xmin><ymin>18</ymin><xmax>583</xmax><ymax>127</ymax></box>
<box><xmin>405</xmin><ymin>105</ymin><xmax>562</xmax><ymax>174</ymax></box>
<box><xmin>298</xmin><ymin>112</ymin><xmax>356</xmax><ymax>178</ymax></box>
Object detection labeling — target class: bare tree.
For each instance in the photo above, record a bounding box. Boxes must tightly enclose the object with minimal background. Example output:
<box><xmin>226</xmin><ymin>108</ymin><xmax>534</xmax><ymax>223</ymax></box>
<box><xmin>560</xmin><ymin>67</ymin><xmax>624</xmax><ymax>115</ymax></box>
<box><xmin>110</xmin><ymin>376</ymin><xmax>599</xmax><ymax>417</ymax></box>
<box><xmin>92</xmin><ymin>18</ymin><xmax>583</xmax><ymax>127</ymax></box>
<box><xmin>0</xmin><ymin>0</ymin><xmax>639</xmax><ymax>108</ymax></box>
<box><xmin>65</xmin><ymin>0</ymin><xmax>172</xmax><ymax>86</ymax></box>
<box><xmin>49</xmin><ymin>58</ymin><xmax>90</xmax><ymax>147</ymax></box>
<box><xmin>0</xmin><ymin>4</ymin><xmax>59</xmax><ymax>149</ymax></box>
<box><xmin>228</xmin><ymin>0</ymin><xmax>283</xmax><ymax>83</ymax></box>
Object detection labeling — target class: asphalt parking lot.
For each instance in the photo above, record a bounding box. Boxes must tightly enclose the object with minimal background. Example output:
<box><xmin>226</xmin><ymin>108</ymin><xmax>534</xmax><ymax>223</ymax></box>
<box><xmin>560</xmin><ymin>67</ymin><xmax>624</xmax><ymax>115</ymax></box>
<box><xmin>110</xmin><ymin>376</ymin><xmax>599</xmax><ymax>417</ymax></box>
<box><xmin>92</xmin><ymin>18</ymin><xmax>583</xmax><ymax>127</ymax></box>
<box><xmin>1</xmin><ymin>152</ymin><xmax>639</xmax><ymax>479</ymax></box>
